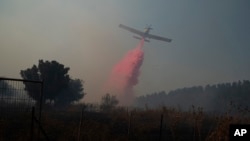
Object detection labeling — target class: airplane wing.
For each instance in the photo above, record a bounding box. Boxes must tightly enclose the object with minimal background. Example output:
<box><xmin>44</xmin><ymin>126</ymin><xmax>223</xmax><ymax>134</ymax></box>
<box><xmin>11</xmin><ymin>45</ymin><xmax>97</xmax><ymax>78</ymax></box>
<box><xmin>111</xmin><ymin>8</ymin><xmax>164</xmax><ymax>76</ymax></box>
<box><xmin>146</xmin><ymin>34</ymin><xmax>172</xmax><ymax>42</ymax></box>
<box><xmin>119</xmin><ymin>24</ymin><xmax>144</xmax><ymax>37</ymax></box>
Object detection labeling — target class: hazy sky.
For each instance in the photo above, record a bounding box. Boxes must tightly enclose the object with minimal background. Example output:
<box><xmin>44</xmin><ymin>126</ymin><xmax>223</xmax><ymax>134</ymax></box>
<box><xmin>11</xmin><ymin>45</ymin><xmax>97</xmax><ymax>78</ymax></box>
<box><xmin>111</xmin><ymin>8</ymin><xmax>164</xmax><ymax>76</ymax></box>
<box><xmin>1</xmin><ymin>0</ymin><xmax>250</xmax><ymax>103</ymax></box>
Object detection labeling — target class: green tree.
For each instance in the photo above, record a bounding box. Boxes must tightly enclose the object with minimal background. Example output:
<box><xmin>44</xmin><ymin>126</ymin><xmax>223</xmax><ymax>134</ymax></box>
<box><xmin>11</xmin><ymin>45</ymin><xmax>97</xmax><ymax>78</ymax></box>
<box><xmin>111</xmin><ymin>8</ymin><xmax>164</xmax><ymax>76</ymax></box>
<box><xmin>100</xmin><ymin>93</ymin><xmax>118</xmax><ymax>112</ymax></box>
<box><xmin>20</xmin><ymin>60</ymin><xmax>84</xmax><ymax>106</ymax></box>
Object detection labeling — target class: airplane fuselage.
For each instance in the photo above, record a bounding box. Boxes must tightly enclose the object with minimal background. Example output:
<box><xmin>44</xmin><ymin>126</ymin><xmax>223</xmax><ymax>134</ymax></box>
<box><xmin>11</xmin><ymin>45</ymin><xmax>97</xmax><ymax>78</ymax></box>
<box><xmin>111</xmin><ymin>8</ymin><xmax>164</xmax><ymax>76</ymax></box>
<box><xmin>119</xmin><ymin>24</ymin><xmax>172</xmax><ymax>43</ymax></box>
<box><xmin>142</xmin><ymin>27</ymin><xmax>152</xmax><ymax>39</ymax></box>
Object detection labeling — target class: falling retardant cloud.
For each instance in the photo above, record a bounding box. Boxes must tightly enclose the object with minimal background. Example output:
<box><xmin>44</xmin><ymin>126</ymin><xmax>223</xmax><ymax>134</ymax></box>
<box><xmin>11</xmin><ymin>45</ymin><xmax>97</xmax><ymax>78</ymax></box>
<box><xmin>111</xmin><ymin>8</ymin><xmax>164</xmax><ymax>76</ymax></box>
<box><xmin>104</xmin><ymin>39</ymin><xmax>144</xmax><ymax>105</ymax></box>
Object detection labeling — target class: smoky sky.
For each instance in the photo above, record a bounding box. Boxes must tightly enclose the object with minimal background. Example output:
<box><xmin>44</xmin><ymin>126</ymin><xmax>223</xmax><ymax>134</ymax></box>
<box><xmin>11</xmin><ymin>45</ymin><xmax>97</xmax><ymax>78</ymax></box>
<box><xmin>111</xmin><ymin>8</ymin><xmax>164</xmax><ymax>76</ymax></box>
<box><xmin>0</xmin><ymin>0</ymin><xmax>250</xmax><ymax>103</ymax></box>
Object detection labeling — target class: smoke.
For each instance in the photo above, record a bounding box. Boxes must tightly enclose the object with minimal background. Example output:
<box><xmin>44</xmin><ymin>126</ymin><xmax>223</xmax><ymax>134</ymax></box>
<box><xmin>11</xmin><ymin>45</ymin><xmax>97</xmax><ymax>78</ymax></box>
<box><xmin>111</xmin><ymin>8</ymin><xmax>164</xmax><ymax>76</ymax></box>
<box><xmin>104</xmin><ymin>39</ymin><xmax>144</xmax><ymax>105</ymax></box>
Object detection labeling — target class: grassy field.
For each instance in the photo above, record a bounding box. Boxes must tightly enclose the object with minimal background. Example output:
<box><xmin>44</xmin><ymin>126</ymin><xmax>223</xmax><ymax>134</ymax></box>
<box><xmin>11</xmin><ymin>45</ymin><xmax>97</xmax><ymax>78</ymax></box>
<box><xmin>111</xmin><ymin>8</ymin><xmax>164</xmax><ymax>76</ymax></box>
<box><xmin>1</xmin><ymin>104</ymin><xmax>250</xmax><ymax>141</ymax></box>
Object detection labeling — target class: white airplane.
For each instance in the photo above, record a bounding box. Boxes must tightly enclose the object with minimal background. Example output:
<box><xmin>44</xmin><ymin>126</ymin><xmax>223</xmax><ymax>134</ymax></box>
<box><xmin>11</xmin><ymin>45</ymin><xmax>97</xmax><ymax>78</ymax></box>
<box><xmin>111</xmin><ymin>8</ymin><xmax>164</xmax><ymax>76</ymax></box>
<box><xmin>119</xmin><ymin>24</ymin><xmax>172</xmax><ymax>43</ymax></box>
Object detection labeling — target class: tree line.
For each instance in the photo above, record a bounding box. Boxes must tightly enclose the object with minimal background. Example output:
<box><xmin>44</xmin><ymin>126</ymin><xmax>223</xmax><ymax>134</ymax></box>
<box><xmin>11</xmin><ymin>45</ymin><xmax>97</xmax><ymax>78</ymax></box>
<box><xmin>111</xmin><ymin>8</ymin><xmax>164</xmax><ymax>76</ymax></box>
<box><xmin>3</xmin><ymin>59</ymin><xmax>250</xmax><ymax>113</ymax></box>
<box><xmin>135</xmin><ymin>80</ymin><xmax>250</xmax><ymax>113</ymax></box>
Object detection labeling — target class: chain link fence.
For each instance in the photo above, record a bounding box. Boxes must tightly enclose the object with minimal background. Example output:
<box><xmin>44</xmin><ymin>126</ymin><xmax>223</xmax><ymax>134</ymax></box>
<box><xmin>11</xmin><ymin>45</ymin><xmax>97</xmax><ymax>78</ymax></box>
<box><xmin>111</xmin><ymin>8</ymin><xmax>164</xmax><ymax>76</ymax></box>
<box><xmin>0</xmin><ymin>77</ymin><xmax>43</xmax><ymax>141</ymax></box>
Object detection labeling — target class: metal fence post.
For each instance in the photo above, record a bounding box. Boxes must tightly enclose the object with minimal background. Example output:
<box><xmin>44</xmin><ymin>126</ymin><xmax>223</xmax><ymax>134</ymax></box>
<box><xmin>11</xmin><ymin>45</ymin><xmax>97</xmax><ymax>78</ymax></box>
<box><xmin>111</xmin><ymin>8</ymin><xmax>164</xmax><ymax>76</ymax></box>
<box><xmin>128</xmin><ymin>112</ymin><xmax>132</xmax><ymax>140</ymax></box>
<box><xmin>30</xmin><ymin>107</ymin><xmax>35</xmax><ymax>141</ymax></box>
<box><xmin>39</xmin><ymin>80</ymin><xmax>44</xmax><ymax>122</ymax></box>
<box><xmin>78</xmin><ymin>107</ymin><xmax>84</xmax><ymax>141</ymax></box>
<box><xmin>159</xmin><ymin>114</ymin><xmax>164</xmax><ymax>141</ymax></box>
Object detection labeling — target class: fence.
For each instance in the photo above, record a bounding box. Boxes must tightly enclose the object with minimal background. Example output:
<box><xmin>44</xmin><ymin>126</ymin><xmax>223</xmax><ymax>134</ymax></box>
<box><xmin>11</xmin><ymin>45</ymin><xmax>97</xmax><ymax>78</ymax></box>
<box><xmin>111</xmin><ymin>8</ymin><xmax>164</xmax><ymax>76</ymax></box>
<box><xmin>0</xmin><ymin>77</ymin><xmax>238</xmax><ymax>140</ymax></box>
<box><xmin>0</xmin><ymin>77</ymin><xmax>43</xmax><ymax>141</ymax></box>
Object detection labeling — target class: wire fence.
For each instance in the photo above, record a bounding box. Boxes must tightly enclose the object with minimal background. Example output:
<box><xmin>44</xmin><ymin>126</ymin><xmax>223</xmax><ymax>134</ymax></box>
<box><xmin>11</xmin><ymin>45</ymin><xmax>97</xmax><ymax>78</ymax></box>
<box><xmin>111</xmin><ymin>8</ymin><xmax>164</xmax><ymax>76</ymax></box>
<box><xmin>0</xmin><ymin>77</ymin><xmax>244</xmax><ymax>141</ymax></box>
<box><xmin>0</xmin><ymin>77</ymin><xmax>43</xmax><ymax>141</ymax></box>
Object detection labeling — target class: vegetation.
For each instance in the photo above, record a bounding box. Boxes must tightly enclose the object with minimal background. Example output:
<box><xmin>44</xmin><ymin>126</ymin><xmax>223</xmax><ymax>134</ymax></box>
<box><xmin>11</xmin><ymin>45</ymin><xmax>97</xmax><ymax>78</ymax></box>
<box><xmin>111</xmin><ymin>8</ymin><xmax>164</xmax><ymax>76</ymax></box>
<box><xmin>0</xmin><ymin>104</ymin><xmax>249</xmax><ymax>141</ymax></box>
<box><xmin>100</xmin><ymin>93</ymin><xmax>119</xmax><ymax>112</ymax></box>
<box><xmin>1</xmin><ymin>64</ymin><xmax>250</xmax><ymax>140</ymax></box>
<box><xmin>20</xmin><ymin>60</ymin><xmax>85</xmax><ymax>106</ymax></box>
<box><xmin>0</xmin><ymin>80</ymin><xmax>14</xmax><ymax>97</ymax></box>
<box><xmin>136</xmin><ymin>80</ymin><xmax>250</xmax><ymax>113</ymax></box>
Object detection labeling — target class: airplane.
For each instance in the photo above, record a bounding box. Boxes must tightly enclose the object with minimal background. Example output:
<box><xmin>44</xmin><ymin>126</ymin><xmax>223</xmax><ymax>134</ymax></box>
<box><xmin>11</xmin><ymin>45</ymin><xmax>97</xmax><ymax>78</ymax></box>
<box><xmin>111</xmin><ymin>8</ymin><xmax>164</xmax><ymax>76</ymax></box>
<box><xmin>119</xmin><ymin>24</ymin><xmax>172</xmax><ymax>43</ymax></box>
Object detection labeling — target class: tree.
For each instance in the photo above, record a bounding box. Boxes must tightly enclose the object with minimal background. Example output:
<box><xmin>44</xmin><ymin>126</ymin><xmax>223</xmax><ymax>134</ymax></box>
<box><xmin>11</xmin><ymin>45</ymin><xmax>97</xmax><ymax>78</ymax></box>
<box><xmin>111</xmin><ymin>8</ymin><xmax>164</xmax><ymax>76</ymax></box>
<box><xmin>0</xmin><ymin>79</ymin><xmax>14</xmax><ymax>97</ymax></box>
<box><xmin>56</xmin><ymin>79</ymin><xmax>85</xmax><ymax>106</ymax></box>
<box><xmin>20</xmin><ymin>65</ymin><xmax>41</xmax><ymax>101</ymax></box>
<box><xmin>20</xmin><ymin>60</ymin><xmax>85</xmax><ymax>106</ymax></box>
<box><xmin>100</xmin><ymin>93</ymin><xmax>118</xmax><ymax>112</ymax></box>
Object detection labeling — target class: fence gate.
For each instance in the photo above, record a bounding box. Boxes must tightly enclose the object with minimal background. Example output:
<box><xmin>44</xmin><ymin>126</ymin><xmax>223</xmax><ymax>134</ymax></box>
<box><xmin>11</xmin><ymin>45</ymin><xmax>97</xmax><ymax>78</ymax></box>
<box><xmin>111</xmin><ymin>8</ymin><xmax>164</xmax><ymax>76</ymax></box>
<box><xmin>0</xmin><ymin>77</ymin><xmax>43</xmax><ymax>141</ymax></box>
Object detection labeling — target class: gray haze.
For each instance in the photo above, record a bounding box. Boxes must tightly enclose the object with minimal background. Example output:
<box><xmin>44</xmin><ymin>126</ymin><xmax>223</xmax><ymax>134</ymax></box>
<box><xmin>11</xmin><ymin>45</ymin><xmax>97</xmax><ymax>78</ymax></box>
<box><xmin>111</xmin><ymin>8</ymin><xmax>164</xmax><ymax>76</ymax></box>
<box><xmin>1</xmin><ymin>0</ymin><xmax>250</xmax><ymax>103</ymax></box>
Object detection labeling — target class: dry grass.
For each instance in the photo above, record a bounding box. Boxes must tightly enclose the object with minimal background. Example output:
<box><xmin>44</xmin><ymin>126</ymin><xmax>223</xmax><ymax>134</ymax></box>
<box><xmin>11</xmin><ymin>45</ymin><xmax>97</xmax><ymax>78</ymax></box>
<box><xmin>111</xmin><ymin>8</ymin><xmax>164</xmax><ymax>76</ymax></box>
<box><xmin>1</xmin><ymin>104</ymin><xmax>249</xmax><ymax>141</ymax></box>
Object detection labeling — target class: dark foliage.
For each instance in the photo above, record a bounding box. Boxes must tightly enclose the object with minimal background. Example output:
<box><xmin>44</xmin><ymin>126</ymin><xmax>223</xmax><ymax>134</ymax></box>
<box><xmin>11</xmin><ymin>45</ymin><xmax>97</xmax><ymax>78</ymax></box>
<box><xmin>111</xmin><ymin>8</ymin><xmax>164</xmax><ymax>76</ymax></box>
<box><xmin>0</xmin><ymin>80</ymin><xmax>14</xmax><ymax>97</ymax></box>
<box><xmin>56</xmin><ymin>79</ymin><xmax>85</xmax><ymax>106</ymax></box>
<box><xmin>20</xmin><ymin>60</ymin><xmax>85</xmax><ymax>106</ymax></box>
<box><xmin>100</xmin><ymin>93</ymin><xmax>119</xmax><ymax>112</ymax></box>
<box><xmin>136</xmin><ymin>80</ymin><xmax>250</xmax><ymax>113</ymax></box>
<box><xmin>1</xmin><ymin>103</ymin><xmax>250</xmax><ymax>141</ymax></box>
